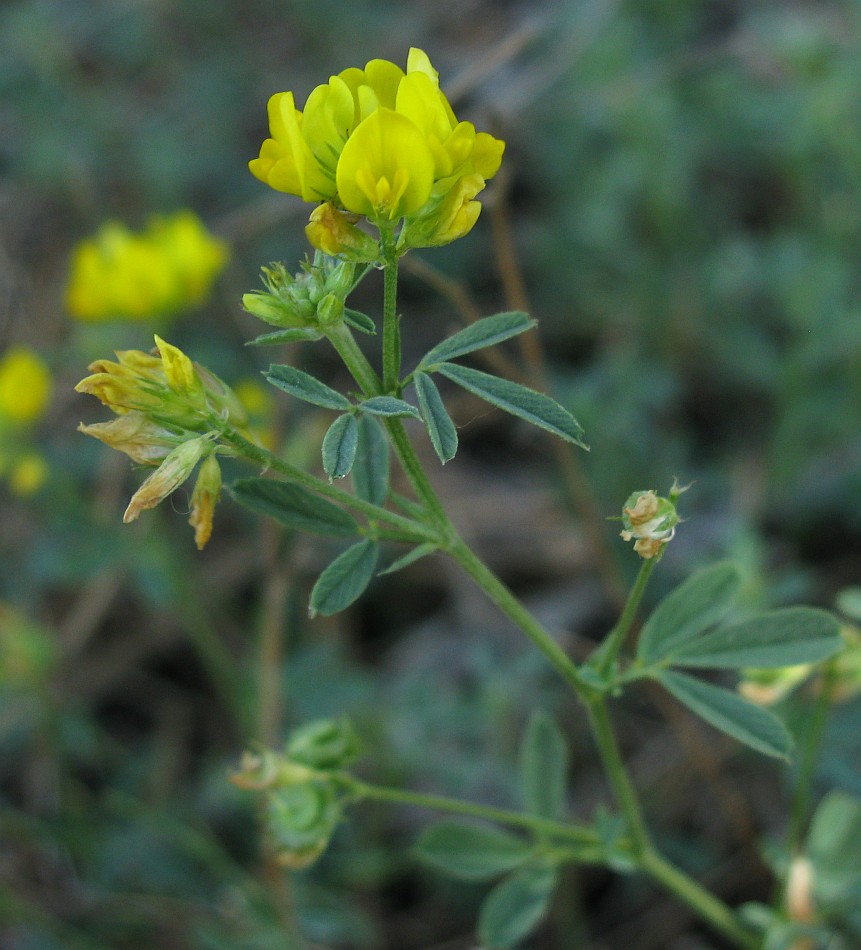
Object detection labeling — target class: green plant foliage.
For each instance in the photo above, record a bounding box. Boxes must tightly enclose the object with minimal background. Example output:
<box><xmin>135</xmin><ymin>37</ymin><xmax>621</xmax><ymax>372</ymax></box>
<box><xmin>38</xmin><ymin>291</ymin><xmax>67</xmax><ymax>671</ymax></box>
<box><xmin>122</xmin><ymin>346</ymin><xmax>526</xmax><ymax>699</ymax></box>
<box><xmin>359</xmin><ymin>396</ymin><xmax>420</xmax><ymax>418</ymax></box>
<box><xmin>807</xmin><ymin>791</ymin><xmax>861</xmax><ymax>910</ymax></box>
<box><xmin>414</xmin><ymin>821</ymin><xmax>535</xmax><ymax>881</ymax></box>
<box><xmin>309</xmin><ymin>539</ymin><xmax>379</xmax><ymax>617</ymax></box>
<box><xmin>417</xmin><ymin>311</ymin><xmax>535</xmax><ymax>368</ymax></box>
<box><xmin>637</xmin><ymin>562</ymin><xmax>743</xmax><ymax>665</ymax></box>
<box><xmin>477</xmin><ymin>864</ymin><xmax>558</xmax><ymax>949</ymax></box>
<box><xmin>246</xmin><ymin>327</ymin><xmax>324</xmax><ymax>346</ymax></box>
<box><xmin>322</xmin><ymin>413</ymin><xmax>359</xmax><ymax>479</ymax></box>
<box><xmin>519</xmin><ymin>712</ymin><xmax>568</xmax><ymax>820</ymax></box>
<box><xmin>344</xmin><ymin>309</ymin><xmax>377</xmax><ymax>334</ymax></box>
<box><xmin>351</xmin><ymin>415</ymin><xmax>390</xmax><ymax>505</ymax></box>
<box><xmin>669</xmin><ymin>607</ymin><xmax>843</xmax><ymax>669</ymax></box>
<box><xmin>264</xmin><ymin>364</ymin><xmax>352</xmax><ymax>410</ymax></box>
<box><xmin>229</xmin><ymin>478</ymin><xmax>359</xmax><ymax>536</ymax></box>
<box><xmin>435</xmin><ymin>363</ymin><xmax>588</xmax><ymax>448</ymax></box>
<box><xmin>655</xmin><ymin>669</ymin><xmax>793</xmax><ymax>759</ymax></box>
<box><xmin>414</xmin><ymin>371</ymin><xmax>458</xmax><ymax>464</ymax></box>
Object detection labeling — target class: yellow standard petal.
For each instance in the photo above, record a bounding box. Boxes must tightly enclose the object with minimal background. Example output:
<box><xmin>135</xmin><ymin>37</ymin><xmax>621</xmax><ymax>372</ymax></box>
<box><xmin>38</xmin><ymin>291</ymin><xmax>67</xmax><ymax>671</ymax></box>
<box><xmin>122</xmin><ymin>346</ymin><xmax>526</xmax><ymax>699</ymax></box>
<box><xmin>336</xmin><ymin>109</ymin><xmax>434</xmax><ymax>220</ymax></box>
<box><xmin>154</xmin><ymin>335</ymin><xmax>201</xmax><ymax>398</ymax></box>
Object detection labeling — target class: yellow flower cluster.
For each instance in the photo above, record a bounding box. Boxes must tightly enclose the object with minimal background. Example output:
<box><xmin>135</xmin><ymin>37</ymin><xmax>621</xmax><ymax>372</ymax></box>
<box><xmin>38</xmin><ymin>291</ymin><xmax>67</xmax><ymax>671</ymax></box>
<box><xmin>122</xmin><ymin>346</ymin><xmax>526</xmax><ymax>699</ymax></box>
<box><xmin>76</xmin><ymin>336</ymin><xmax>246</xmax><ymax>548</ymax></box>
<box><xmin>0</xmin><ymin>346</ymin><xmax>52</xmax><ymax>495</ymax></box>
<box><xmin>66</xmin><ymin>211</ymin><xmax>228</xmax><ymax>322</ymax></box>
<box><xmin>250</xmin><ymin>48</ymin><xmax>504</xmax><ymax>252</ymax></box>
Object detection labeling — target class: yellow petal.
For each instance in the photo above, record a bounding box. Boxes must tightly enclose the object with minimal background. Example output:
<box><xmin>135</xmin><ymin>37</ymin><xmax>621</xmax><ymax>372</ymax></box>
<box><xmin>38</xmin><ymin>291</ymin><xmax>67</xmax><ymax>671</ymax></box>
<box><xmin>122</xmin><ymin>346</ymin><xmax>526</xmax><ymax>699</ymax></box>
<box><xmin>336</xmin><ymin>109</ymin><xmax>434</xmax><ymax>219</ymax></box>
<box><xmin>154</xmin><ymin>335</ymin><xmax>199</xmax><ymax>396</ymax></box>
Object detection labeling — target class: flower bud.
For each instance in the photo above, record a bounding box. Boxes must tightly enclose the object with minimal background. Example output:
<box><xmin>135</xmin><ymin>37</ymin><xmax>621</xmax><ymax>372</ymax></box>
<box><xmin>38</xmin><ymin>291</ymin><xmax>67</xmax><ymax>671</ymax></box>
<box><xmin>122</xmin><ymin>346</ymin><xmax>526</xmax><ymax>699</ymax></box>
<box><xmin>305</xmin><ymin>203</ymin><xmax>380</xmax><ymax>262</ymax></box>
<box><xmin>188</xmin><ymin>453</ymin><xmax>222</xmax><ymax>550</ymax></box>
<box><xmin>286</xmin><ymin>717</ymin><xmax>362</xmax><ymax>770</ymax></box>
<box><xmin>123</xmin><ymin>436</ymin><xmax>210</xmax><ymax>524</ymax></box>
<box><xmin>619</xmin><ymin>488</ymin><xmax>681</xmax><ymax>559</ymax></box>
<box><xmin>266</xmin><ymin>782</ymin><xmax>342</xmax><ymax>869</ymax></box>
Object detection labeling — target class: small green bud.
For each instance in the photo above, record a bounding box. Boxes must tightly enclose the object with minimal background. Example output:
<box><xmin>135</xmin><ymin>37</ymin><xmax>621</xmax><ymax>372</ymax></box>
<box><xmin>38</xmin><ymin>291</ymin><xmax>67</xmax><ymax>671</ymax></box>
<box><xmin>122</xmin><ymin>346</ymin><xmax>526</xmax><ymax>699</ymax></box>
<box><xmin>286</xmin><ymin>717</ymin><xmax>362</xmax><ymax>770</ymax></box>
<box><xmin>316</xmin><ymin>292</ymin><xmax>344</xmax><ymax>326</ymax></box>
<box><xmin>266</xmin><ymin>782</ymin><xmax>342</xmax><ymax>869</ymax></box>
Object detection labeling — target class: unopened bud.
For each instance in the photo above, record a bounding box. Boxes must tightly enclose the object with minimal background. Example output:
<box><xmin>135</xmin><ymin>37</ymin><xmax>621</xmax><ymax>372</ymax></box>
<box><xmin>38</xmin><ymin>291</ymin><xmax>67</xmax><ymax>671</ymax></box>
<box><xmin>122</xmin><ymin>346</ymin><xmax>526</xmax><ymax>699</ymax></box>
<box><xmin>306</xmin><ymin>203</ymin><xmax>380</xmax><ymax>262</ymax></box>
<box><xmin>123</xmin><ymin>436</ymin><xmax>210</xmax><ymax>523</ymax></box>
<box><xmin>619</xmin><ymin>487</ymin><xmax>681</xmax><ymax>559</ymax></box>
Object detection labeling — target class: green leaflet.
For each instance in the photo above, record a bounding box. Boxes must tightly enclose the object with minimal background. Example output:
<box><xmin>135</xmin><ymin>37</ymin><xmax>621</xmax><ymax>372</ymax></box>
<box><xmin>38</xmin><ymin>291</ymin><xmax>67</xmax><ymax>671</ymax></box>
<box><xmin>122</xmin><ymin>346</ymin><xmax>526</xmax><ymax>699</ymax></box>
<box><xmin>418</xmin><ymin>310</ymin><xmax>535</xmax><ymax>368</ymax></box>
<box><xmin>519</xmin><ymin>712</ymin><xmax>568</xmax><ymax>821</ymax></box>
<box><xmin>414</xmin><ymin>371</ymin><xmax>458</xmax><ymax>463</ymax></box>
<box><xmin>637</xmin><ymin>562</ymin><xmax>742</xmax><ymax>666</ymax></box>
<box><xmin>414</xmin><ymin>821</ymin><xmax>534</xmax><ymax>881</ymax></box>
<box><xmin>229</xmin><ymin>478</ymin><xmax>358</xmax><ymax>537</ymax></box>
<box><xmin>670</xmin><ymin>607</ymin><xmax>843</xmax><ymax>669</ymax></box>
<box><xmin>478</xmin><ymin>865</ymin><xmax>558</xmax><ymax>949</ymax></box>
<box><xmin>309</xmin><ymin>539</ymin><xmax>379</xmax><ymax>617</ymax></box>
<box><xmin>264</xmin><ymin>363</ymin><xmax>351</xmax><ymax>410</ymax></box>
<box><xmin>352</xmin><ymin>415</ymin><xmax>389</xmax><ymax>506</ymax></box>
<box><xmin>655</xmin><ymin>669</ymin><xmax>793</xmax><ymax>760</ymax></box>
<box><xmin>322</xmin><ymin>413</ymin><xmax>358</xmax><ymax>479</ymax></box>
<box><xmin>435</xmin><ymin>362</ymin><xmax>587</xmax><ymax>449</ymax></box>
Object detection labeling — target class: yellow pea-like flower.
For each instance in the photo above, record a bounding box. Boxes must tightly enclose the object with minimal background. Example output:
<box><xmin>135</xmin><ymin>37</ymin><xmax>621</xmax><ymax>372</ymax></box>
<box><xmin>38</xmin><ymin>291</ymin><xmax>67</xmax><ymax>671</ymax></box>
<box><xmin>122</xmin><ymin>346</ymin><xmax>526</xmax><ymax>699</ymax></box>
<box><xmin>336</xmin><ymin>109</ymin><xmax>435</xmax><ymax>220</ymax></box>
<box><xmin>249</xmin><ymin>47</ymin><xmax>505</xmax><ymax>245</ymax></box>
<box><xmin>66</xmin><ymin>211</ymin><xmax>227</xmax><ymax>323</ymax></box>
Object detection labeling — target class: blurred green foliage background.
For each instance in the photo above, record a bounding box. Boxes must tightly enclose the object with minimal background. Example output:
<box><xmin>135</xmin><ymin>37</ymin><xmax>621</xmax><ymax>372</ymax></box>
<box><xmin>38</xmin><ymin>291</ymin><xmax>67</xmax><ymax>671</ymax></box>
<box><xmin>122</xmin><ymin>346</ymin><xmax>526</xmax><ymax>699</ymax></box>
<box><xmin>2</xmin><ymin>0</ymin><xmax>861</xmax><ymax>947</ymax></box>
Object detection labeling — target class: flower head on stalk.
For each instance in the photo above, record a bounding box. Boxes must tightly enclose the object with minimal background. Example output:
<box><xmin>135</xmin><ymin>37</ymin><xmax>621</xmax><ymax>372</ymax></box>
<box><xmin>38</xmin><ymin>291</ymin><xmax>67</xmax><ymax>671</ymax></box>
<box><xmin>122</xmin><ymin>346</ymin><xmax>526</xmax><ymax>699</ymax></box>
<box><xmin>619</xmin><ymin>482</ymin><xmax>686</xmax><ymax>560</ymax></box>
<box><xmin>66</xmin><ymin>211</ymin><xmax>228</xmax><ymax>323</ymax></box>
<box><xmin>76</xmin><ymin>335</ymin><xmax>247</xmax><ymax>548</ymax></box>
<box><xmin>249</xmin><ymin>48</ymin><xmax>504</xmax><ymax>253</ymax></box>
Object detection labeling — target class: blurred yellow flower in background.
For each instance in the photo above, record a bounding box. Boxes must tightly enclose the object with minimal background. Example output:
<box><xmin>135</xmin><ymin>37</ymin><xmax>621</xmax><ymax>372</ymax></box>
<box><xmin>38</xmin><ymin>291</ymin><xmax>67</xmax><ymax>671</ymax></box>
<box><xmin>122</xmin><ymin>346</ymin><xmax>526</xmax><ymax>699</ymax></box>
<box><xmin>0</xmin><ymin>346</ymin><xmax>52</xmax><ymax>496</ymax></box>
<box><xmin>250</xmin><ymin>48</ymin><xmax>504</xmax><ymax>249</ymax></box>
<box><xmin>0</xmin><ymin>346</ymin><xmax>52</xmax><ymax>426</ymax></box>
<box><xmin>65</xmin><ymin>211</ymin><xmax>228</xmax><ymax>322</ymax></box>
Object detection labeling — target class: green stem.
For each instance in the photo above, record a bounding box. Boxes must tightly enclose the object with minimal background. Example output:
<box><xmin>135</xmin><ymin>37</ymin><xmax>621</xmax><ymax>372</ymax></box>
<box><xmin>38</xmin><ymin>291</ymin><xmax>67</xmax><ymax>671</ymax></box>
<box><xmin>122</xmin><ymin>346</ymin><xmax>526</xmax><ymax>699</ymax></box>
<box><xmin>214</xmin><ymin>423</ymin><xmax>436</xmax><ymax>542</ymax></box>
<box><xmin>585</xmin><ymin>697</ymin><xmax>650</xmax><ymax>852</ymax></box>
<box><xmin>594</xmin><ymin>557</ymin><xmax>656</xmax><ymax>677</ymax></box>
<box><xmin>641</xmin><ymin>849</ymin><xmax>759</xmax><ymax>949</ymax></box>
<box><xmin>447</xmin><ymin>537</ymin><xmax>585</xmax><ymax>697</ymax></box>
<box><xmin>381</xmin><ymin>230</ymin><xmax>400</xmax><ymax>392</ymax></box>
<box><xmin>786</xmin><ymin>662</ymin><xmax>837</xmax><ymax>856</ymax></box>
<box><xmin>342</xmin><ymin>776</ymin><xmax>601</xmax><ymax>849</ymax></box>
<box><xmin>324</xmin><ymin>321</ymin><xmax>383</xmax><ymax>398</ymax></box>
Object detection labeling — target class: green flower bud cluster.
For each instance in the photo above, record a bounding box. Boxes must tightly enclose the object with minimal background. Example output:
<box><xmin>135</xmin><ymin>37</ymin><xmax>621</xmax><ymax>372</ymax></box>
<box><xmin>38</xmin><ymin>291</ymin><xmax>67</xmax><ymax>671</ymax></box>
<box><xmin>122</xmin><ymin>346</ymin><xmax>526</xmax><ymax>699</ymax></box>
<box><xmin>232</xmin><ymin>717</ymin><xmax>361</xmax><ymax>868</ymax></box>
<box><xmin>241</xmin><ymin>253</ymin><xmax>357</xmax><ymax>330</ymax></box>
